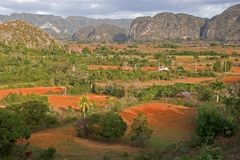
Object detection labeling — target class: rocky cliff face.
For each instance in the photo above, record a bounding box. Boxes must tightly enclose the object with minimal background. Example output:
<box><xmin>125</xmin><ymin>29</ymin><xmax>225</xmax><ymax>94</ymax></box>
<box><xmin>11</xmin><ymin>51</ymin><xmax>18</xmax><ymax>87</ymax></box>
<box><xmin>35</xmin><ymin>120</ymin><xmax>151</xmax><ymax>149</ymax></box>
<box><xmin>0</xmin><ymin>20</ymin><xmax>59</xmax><ymax>49</ymax></box>
<box><xmin>0</xmin><ymin>4</ymin><xmax>239</xmax><ymax>43</ymax></box>
<box><xmin>72</xmin><ymin>24</ymin><xmax>128</xmax><ymax>42</ymax></box>
<box><xmin>0</xmin><ymin>13</ymin><xmax>132</xmax><ymax>40</ymax></box>
<box><xmin>205</xmin><ymin>4</ymin><xmax>240</xmax><ymax>43</ymax></box>
<box><xmin>129</xmin><ymin>13</ymin><xmax>205</xmax><ymax>41</ymax></box>
<box><xmin>129</xmin><ymin>4</ymin><xmax>240</xmax><ymax>43</ymax></box>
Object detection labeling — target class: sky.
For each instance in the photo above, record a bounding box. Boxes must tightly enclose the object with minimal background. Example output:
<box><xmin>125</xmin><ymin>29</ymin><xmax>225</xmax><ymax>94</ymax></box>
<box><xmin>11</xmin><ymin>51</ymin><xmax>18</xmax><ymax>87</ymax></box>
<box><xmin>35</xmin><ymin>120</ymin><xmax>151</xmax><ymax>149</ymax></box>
<box><xmin>0</xmin><ymin>0</ymin><xmax>239</xmax><ymax>19</ymax></box>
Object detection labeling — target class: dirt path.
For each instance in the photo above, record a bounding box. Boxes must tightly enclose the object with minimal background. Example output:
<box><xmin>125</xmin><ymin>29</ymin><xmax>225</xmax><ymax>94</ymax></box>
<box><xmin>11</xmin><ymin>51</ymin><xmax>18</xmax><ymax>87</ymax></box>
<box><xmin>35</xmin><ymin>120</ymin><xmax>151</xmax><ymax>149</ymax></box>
<box><xmin>29</xmin><ymin>125</ymin><xmax>139</xmax><ymax>159</ymax></box>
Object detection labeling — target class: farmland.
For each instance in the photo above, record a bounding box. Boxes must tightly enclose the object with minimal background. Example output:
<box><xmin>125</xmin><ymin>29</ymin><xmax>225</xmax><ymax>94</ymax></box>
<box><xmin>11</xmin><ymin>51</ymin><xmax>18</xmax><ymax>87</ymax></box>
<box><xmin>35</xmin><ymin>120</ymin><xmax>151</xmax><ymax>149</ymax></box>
<box><xmin>1</xmin><ymin>42</ymin><xmax>240</xmax><ymax>160</ymax></box>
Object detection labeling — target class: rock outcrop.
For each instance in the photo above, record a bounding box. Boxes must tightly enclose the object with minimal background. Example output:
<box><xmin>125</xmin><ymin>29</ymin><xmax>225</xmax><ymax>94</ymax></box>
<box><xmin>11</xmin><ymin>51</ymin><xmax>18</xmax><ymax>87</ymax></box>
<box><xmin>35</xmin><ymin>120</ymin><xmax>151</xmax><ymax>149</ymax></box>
<box><xmin>204</xmin><ymin>4</ymin><xmax>240</xmax><ymax>43</ymax></box>
<box><xmin>129</xmin><ymin>13</ymin><xmax>205</xmax><ymax>41</ymax></box>
<box><xmin>72</xmin><ymin>24</ymin><xmax>128</xmax><ymax>42</ymax></box>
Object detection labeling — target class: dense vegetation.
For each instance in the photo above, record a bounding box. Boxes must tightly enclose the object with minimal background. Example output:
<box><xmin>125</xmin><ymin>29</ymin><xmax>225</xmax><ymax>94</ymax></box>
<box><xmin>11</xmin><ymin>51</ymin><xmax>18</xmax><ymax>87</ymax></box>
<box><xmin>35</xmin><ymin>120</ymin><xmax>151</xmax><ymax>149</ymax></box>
<box><xmin>0</xmin><ymin>98</ymin><xmax>57</xmax><ymax>159</ymax></box>
<box><xmin>0</xmin><ymin>41</ymin><xmax>239</xmax><ymax>159</ymax></box>
<box><xmin>0</xmin><ymin>44</ymin><xmax>226</xmax><ymax>96</ymax></box>
<box><xmin>77</xmin><ymin>112</ymin><xmax>127</xmax><ymax>140</ymax></box>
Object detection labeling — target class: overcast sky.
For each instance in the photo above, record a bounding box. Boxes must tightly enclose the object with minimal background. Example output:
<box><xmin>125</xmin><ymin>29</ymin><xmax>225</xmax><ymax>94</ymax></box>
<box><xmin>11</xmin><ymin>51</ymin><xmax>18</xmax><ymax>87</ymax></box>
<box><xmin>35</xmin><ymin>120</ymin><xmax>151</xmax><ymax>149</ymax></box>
<box><xmin>0</xmin><ymin>0</ymin><xmax>239</xmax><ymax>19</ymax></box>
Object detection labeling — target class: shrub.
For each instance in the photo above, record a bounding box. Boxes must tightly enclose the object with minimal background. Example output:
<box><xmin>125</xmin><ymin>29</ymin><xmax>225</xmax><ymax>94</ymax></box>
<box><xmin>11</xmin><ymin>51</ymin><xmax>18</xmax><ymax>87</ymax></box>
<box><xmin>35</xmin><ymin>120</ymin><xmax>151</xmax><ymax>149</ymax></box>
<box><xmin>1</xmin><ymin>93</ymin><xmax>48</xmax><ymax>106</ymax></box>
<box><xmin>7</xmin><ymin>100</ymin><xmax>57</xmax><ymax>130</ymax></box>
<box><xmin>78</xmin><ymin>112</ymin><xmax>127</xmax><ymax>140</ymax></box>
<box><xmin>195</xmin><ymin>105</ymin><xmax>236</xmax><ymax>144</ymax></box>
<box><xmin>103</xmin><ymin>84</ymin><xmax>125</xmax><ymax>98</ymax></box>
<box><xmin>224</xmin><ymin>83</ymin><xmax>240</xmax><ymax>122</ymax></box>
<box><xmin>82</xmin><ymin>47</ymin><xmax>91</xmax><ymax>55</ymax></box>
<box><xmin>199</xmin><ymin>146</ymin><xmax>223</xmax><ymax>160</ymax></box>
<box><xmin>130</xmin><ymin>113</ymin><xmax>153</xmax><ymax>147</ymax></box>
<box><xmin>179</xmin><ymin>146</ymin><xmax>223</xmax><ymax>160</ymax></box>
<box><xmin>198</xmin><ymin>88</ymin><xmax>214</xmax><ymax>102</ymax></box>
<box><xmin>40</xmin><ymin>147</ymin><xmax>56</xmax><ymax>160</ymax></box>
<box><xmin>0</xmin><ymin>109</ymin><xmax>31</xmax><ymax>157</ymax></box>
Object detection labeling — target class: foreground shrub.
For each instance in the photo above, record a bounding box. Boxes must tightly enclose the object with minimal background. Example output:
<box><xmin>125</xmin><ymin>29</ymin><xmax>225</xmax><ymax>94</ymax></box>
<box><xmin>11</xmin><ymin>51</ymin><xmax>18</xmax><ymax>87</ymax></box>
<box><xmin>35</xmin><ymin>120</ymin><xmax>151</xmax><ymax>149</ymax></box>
<box><xmin>7</xmin><ymin>100</ymin><xmax>57</xmax><ymax>130</ymax></box>
<box><xmin>77</xmin><ymin>112</ymin><xmax>127</xmax><ymax>140</ymax></box>
<box><xmin>0</xmin><ymin>109</ymin><xmax>31</xmax><ymax>157</ymax></box>
<box><xmin>196</xmin><ymin>105</ymin><xmax>236</xmax><ymax>144</ymax></box>
<box><xmin>130</xmin><ymin>113</ymin><xmax>153</xmax><ymax>147</ymax></box>
<box><xmin>199</xmin><ymin>146</ymin><xmax>223</xmax><ymax>160</ymax></box>
<box><xmin>224</xmin><ymin>83</ymin><xmax>240</xmax><ymax>122</ymax></box>
<box><xmin>40</xmin><ymin>147</ymin><xmax>56</xmax><ymax>160</ymax></box>
<box><xmin>180</xmin><ymin>146</ymin><xmax>223</xmax><ymax>160</ymax></box>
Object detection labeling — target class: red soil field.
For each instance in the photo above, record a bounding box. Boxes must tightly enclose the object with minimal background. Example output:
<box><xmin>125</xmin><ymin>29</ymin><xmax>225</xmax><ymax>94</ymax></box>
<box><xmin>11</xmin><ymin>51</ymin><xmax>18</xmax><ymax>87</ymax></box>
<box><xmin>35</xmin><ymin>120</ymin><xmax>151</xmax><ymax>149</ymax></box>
<box><xmin>223</xmin><ymin>76</ymin><xmax>240</xmax><ymax>84</ymax></box>
<box><xmin>120</xmin><ymin>102</ymin><xmax>196</xmax><ymax>141</ymax></box>
<box><xmin>231</xmin><ymin>66</ymin><xmax>240</xmax><ymax>73</ymax></box>
<box><xmin>0</xmin><ymin>87</ymin><xmax>65</xmax><ymax>99</ymax></box>
<box><xmin>183</xmin><ymin>64</ymin><xmax>206</xmax><ymax>71</ymax></box>
<box><xmin>48</xmin><ymin>94</ymin><xmax>109</xmax><ymax>109</ymax></box>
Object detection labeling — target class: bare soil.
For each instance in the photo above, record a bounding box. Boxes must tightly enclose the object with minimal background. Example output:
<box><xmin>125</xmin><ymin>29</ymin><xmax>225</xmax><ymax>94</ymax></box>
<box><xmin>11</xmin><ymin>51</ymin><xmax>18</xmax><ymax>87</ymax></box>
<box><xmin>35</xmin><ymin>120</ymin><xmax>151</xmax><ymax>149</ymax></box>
<box><xmin>120</xmin><ymin>102</ymin><xmax>196</xmax><ymax>142</ymax></box>
<box><xmin>0</xmin><ymin>87</ymin><xmax>65</xmax><ymax>98</ymax></box>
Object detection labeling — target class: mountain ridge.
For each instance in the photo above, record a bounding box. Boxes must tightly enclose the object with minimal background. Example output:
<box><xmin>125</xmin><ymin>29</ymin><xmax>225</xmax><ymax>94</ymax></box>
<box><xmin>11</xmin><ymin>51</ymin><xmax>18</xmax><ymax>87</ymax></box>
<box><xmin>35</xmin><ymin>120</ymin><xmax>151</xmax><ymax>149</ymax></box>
<box><xmin>0</xmin><ymin>13</ymin><xmax>132</xmax><ymax>40</ymax></box>
<box><xmin>0</xmin><ymin>20</ymin><xmax>60</xmax><ymax>49</ymax></box>
<box><xmin>0</xmin><ymin>4</ymin><xmax>239</xmax><ymax>43</ymax></box>
<box><xmin>72</xmin><ymin>24</ymin><xmax>128</xmax><ymax>42</ymax></box>
<box><xmin>129</xmin><ymin>4</ymin><xmax>240</xmax><ymax>43</ymax></box>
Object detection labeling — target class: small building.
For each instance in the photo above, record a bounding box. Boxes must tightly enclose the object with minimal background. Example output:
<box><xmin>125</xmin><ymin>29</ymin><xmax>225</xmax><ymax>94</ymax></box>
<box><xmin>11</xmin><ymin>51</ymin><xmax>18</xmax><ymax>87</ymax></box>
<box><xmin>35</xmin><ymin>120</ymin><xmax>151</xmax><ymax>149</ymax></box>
<box><xmin>158</xmin><ymin>66</ymin><xmax>170</xmax><ymax>71</ymax></box>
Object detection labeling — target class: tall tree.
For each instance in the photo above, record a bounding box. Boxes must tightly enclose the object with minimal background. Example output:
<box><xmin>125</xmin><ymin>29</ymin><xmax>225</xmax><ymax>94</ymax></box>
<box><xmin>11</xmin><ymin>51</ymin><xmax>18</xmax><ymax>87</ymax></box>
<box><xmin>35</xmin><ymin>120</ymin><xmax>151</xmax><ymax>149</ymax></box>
<box><xmin>130</xmin><ymin>113</ymin><xmax>153</xmax><ymax>147</ymax></box>
<box><xmin>79</xmin><ymin>96</ymin><xmax>92</xmax><ymax>118</ymax></box>
<box><xmin>211</xmin><ymin>81</ymin><xmax>225</xmax><ymax>103</ymax></box>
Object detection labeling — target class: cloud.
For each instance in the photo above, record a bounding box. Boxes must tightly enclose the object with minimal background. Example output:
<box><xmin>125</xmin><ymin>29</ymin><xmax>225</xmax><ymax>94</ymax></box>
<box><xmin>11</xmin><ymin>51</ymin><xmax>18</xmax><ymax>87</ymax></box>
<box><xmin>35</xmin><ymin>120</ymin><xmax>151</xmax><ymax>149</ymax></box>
<box><xmin>10</xmin><ymin>0</ymin><xmax>39</xmax><ymax>3</ymax></box>
<box><xmin>0</xmin><ymin>0</ymin><xmax>239</xmax><ymax>19</ymax></box>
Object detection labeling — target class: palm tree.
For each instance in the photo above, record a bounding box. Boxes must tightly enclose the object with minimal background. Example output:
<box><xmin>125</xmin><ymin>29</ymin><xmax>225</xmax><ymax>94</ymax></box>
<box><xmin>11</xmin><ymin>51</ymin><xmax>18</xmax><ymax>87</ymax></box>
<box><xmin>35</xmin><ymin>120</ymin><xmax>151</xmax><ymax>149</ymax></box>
<box><xmin>211</xmin><ymin>81</ymin><xmax>225</xmax><ymax>103</ymax></box>
<box><xmin>79</xmin><ymin>96</ymin><xmax>92</xmax><ymax>118</ymax></box>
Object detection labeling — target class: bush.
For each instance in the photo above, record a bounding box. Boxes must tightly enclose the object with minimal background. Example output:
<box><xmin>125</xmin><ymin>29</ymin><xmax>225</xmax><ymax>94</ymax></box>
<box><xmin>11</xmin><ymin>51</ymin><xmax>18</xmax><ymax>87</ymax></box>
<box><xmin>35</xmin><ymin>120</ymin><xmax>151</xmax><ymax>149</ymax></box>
<box><xmin>103</xmin><ymin>84</ymin><xmax>125</xmax><ymax>98</ymax></box>
<box><xmin>7</xmin><ymin>100</ymin><xmax>57</xmax><ymax>130</ymax></box>
<box><xmin>195</xmin><ymin>105</ymin><xmax>236</xmax><ymax>144</ymax></box>
<box><xmin>78</xmin><ymin>112</ymin><xmax>127</xmax><ymax>140</ymax></box>
<box><xmin>198</xmin><ymin>88</ymin><xmax>214</xmax><ymax>102</ymax></box>
<box><xmin>40</xmin><ymin>147</ymin><xmax>56</xmax><ymax>160</ymax></box>
<box><xmin>1</xmin><ymin>93</ymin><xmax>48</xmax><ymax>106</ymax></box>
<box><xmin>199</xmin><ymin>146</ymin><xmax>223</xmax><ymax>160</ymax></box>
<box><xmin>130</xmin><ymin>113</ymin><xmax>153</xmax><ymax>147</ymax></box>
<box><xmin>224</xmin><ymin>83</ymin><xmax>240</xmax><ymax>122</ymax></box>
<box><xmin>0</xmin><ymin>109</ymin><xmax>31</xmax><ymax>157</ymax></box>
<box><xmin>179</xmin><ymin>146</ymin><xmax>223</xmax><ymax>160</ymax></box>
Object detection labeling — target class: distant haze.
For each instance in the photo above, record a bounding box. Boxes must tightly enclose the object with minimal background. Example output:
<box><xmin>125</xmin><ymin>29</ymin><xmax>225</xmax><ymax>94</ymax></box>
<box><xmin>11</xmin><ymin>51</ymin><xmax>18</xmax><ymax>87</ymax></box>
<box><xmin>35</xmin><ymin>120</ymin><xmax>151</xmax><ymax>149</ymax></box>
<box><xmin>0</xmin><ymin>0</ymin><xmax>239</xmax><ymax>19</ymax></box>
